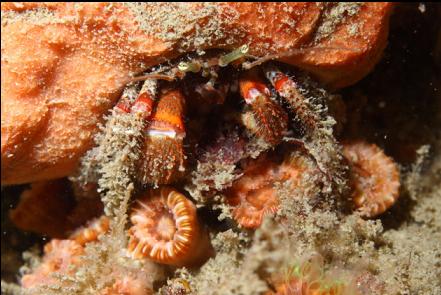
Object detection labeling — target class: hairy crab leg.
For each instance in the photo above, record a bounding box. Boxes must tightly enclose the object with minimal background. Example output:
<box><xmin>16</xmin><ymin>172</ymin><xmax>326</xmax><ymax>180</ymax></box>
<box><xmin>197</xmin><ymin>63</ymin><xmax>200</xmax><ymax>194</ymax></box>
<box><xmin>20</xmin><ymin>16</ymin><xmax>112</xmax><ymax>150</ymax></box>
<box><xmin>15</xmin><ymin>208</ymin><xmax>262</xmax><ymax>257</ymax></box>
<box><xmin>239</xmin><ymin>69</ymin><xmax>289</xmax><ymax>146</ymax></box>
<box><xmin>74</xmin><ymin>80</ymin><xmax>159</xmax><ymax>216</ymax></box>
<box><xmin>265</xmin><ymin>66</ymin><xmax>349</xmax><ymax>197</ymax></box>
<box><xmin>98</xmin><ymin>47</ymin><xmax>247</xmax><ymax>190</ymax></box>
<box><xmin>265</xmin><ymin>66</ymin><xmax>320</xmax><ymax>132</ymax></box>
<box><xmin>114</xmin><ymin>88</ymin><xmax>136</xmax><ymax>114</ymax></box>
<box><xmin>137</xmin><ymin>88</ymin><xmax>187</xmax><ymax>187</ymax></box>
<box><xmin>115</xmin><ymin>80</ymin><xmax>157</xmax><ymax>119</ymax></box>
<box><xmin>130</xmin><ymin>80</ymin><xmax>157</xmax><ymax>119</ymax></box>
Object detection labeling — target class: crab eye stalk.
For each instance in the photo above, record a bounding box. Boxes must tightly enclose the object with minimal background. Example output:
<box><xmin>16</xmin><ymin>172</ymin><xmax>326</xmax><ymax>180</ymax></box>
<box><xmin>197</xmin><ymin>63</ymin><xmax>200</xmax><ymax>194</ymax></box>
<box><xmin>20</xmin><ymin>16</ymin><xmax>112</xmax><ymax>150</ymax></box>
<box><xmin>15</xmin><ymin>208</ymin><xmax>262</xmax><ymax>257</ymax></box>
<box><xmin>127</xmin><ymin>187</ymin><xmax>212</xmax><ymax>267</ymax></box>
<box><xmin>218</xmin><ymin>44</ymin><xmax>249</xmax><ymax>67</ymax></box>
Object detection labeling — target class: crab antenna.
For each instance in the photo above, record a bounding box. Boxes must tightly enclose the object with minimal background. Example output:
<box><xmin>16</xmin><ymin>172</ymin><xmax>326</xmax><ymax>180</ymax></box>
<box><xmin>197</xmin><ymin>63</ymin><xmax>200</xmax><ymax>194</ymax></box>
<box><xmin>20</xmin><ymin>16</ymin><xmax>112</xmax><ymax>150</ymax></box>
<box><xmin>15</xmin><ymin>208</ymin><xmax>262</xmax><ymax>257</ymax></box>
<box><xmin>127</xmin><ymin>73</ymin><xmax>175</xmax><ymax>83</ymax></box>
<box><xmin>218</xmin><ymin>44</ymin><xmax>249</xmax><ymax>67</ymax></box>
<box><xmin>242</xmin><ymin>45</ymin><xmax>362</xmax><ymax>70</ymax></box>
<box><xmin>178</xmin><ymin>61</ymin><xmax>202</xmax><ymax>73</ymax></box>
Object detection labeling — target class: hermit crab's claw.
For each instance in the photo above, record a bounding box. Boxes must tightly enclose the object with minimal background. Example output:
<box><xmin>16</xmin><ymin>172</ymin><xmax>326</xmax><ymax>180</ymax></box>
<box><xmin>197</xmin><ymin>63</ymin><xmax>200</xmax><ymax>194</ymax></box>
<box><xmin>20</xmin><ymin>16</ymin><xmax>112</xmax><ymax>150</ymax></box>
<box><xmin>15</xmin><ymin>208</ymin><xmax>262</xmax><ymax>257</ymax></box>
<box><xmin>130</xmin><ymin>80</ymin><xmax>157</xmax><ymax>119</ymax></box>
<box><xmin>115</xmin><ymin>80</ymin><xmax>157</xmax><ymax>117</ymax></box>
<box><xmin>138</xmin><ymin>89</ymin><xmax>186</xmax><ymax>187</ymax></box>
<box><xmin>239</xmin><ymin>70</ymin><xmax>288</xmax><ymax>146</ymax></box>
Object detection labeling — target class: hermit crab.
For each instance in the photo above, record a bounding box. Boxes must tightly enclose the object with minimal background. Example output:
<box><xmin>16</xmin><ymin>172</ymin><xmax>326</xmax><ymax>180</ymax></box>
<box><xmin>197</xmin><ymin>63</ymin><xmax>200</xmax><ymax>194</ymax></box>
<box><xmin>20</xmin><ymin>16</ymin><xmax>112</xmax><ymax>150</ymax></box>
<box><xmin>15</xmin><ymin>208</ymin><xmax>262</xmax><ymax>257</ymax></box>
<box><xmin>111</xmin><ymin>46</ymin><xmax>344</xmax><ymax>188</ymax></box>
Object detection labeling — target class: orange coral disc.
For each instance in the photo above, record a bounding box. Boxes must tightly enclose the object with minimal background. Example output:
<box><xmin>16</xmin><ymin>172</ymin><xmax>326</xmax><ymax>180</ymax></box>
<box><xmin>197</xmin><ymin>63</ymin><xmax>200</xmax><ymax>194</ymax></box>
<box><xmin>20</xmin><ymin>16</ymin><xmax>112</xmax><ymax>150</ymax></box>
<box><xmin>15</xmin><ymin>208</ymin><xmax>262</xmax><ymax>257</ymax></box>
<box><xmin>266</xmin><ymin>254</ymin><xmax>367</xmax><ymax>295</ymax></box>
<box><xmin>225</xmin><ymin>150</ymin><xmax>318</xmax><ymax>229</ymax></box>
<box><xmin>127</xmin><ymin>187</ymin><xmax>211</xmax><ymax>267</ymax></box>
<box><xmin>21</xmin><ymin>239</ymin><xmax>84</xmax><ymax>289</ymax></box>
<box><xmin>278</xmin><ymin>152</ymin><xmax>314</xmax><ymax>185</ymax></box>
<box><xmin>69</xmin><ymin>216</ymin><xmax>110</xmax><ymax>246</ymax></box>
<box><xmin>342</xmin><ymin>141</ymin><xmax>400</xmax><ymax>218</ymax></box>
<box><xmin>269</xmin><ymin>278</ymin><xmax>349</xmax><ymax>295</ymax></box>
<box><xmin>225</xmin><ymin>157</ymin><xmax>281</xmax><ymax>229</ymax></box>
<box><xmin>225</xmin><ymin>152</ymin><xmax>317</xmax><ymax>229</ymax></box>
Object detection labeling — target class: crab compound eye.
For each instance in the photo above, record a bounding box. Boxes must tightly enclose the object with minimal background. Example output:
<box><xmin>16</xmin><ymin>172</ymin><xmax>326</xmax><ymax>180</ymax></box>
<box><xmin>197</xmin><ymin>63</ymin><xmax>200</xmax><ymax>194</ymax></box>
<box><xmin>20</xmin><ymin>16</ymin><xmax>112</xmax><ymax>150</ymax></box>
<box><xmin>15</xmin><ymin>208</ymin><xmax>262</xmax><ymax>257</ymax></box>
<box><xmin>178</xmin><ymin>61</ymin><xmax>202</xmax><ymax>73</ymax></box>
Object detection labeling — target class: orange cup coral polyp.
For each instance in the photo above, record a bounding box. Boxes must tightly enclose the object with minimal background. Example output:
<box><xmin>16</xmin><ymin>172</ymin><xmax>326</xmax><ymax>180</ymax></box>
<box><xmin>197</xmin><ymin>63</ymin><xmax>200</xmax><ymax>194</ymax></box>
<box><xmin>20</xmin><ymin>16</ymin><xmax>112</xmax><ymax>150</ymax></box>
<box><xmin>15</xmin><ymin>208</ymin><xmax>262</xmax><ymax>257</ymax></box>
<box><xmin>69</xmin><ymin>216</ymin><xmax>110</xmax><ymax>246</ymax></box>
<box><xmin>266</xmin><ymin>254</ymin><xmax>368</xmax><ymax>295</ymax></box>
<box><xmin>127</xmin><ymin>187</ymin><xmax>212</xmax><ymax>267</ymax></box>
<box><xmin>225</xmin><ymin>152</ymin><xmax>312</xmax><ymax>229</ymax></box>
<box><xmin>21</xmin><ymin>239</ymin><xmax>84</xmax><ymax>289</ymax></box>
<box><xmin>342</xmin><ymin>141</ymin><xmax>400</xmax><ymax>218</ymax></box>
<box><xmin>224</xmin><ymin>157</ymin><xmax>281</xmax><ymax>229</ymax></box>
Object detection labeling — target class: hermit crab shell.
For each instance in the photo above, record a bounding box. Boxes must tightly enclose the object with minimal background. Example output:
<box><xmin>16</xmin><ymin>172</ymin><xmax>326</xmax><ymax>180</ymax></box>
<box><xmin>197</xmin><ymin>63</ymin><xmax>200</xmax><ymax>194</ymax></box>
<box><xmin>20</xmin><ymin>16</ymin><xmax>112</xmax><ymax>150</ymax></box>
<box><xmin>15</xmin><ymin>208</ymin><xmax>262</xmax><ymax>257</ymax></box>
<box><xmin>1</xmin><ymin>3</ymin><xmax>393</xmax><ymax>185</ymax></box>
